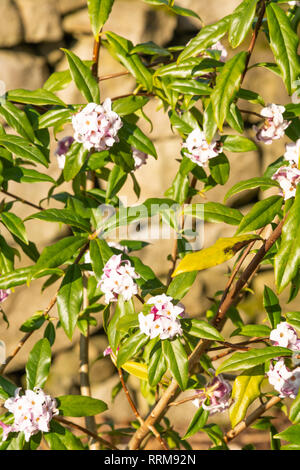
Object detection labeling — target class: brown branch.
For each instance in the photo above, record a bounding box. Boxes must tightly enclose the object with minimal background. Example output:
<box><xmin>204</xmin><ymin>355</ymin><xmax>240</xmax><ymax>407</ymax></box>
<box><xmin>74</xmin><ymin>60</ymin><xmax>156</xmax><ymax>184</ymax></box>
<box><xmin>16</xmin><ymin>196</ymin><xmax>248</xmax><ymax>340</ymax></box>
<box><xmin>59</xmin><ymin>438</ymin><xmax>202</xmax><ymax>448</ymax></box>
<box><xmin>1</xmin><ymin>189</ymin><xmax>44</xmax><ymax>211</ymax></box>
<box><xmin>53</xmin><ymin>416</ymin><xmax>119</xmax><ymax>450</ymax></box>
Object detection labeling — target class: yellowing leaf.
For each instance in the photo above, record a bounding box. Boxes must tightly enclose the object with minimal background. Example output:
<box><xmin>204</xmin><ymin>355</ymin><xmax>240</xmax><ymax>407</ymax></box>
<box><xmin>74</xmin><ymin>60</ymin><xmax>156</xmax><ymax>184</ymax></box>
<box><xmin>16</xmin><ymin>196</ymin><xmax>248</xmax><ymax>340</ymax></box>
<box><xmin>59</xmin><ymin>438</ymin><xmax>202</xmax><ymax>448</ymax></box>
<box><xmin>172</xmin><ymin>234</ymin><xmax>260</xmax><ymax>277</ymax></box>
<box><xmin>121</xmin><ymin>361</ymin><xmax>149</xmax><ymax>382</ymax></box>
<box><xmin>229</xmin><ymin>366</ymin><xmax>265</xmax><ymax>428</ymax></box>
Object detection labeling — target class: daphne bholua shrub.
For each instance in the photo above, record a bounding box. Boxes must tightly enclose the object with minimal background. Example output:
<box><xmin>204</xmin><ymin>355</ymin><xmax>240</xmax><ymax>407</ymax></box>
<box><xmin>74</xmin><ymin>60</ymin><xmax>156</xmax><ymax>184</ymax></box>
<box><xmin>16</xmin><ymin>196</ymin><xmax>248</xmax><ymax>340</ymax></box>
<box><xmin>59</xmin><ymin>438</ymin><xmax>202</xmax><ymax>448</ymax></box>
<box><xmin>2</xmin><ymin>0</ymin><xmax>300</xmax><ymax>452</ymax></box>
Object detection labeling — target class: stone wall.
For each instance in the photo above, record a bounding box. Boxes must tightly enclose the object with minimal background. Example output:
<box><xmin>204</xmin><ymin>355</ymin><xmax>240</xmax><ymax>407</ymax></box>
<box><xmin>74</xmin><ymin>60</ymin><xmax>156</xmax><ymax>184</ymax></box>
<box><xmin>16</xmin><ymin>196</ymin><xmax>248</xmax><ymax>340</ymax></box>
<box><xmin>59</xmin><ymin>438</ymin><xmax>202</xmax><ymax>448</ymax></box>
<box><xmin>0</xmin><ymin>0</ymin><xmax>298</xmax><ymax>431</ymax></box>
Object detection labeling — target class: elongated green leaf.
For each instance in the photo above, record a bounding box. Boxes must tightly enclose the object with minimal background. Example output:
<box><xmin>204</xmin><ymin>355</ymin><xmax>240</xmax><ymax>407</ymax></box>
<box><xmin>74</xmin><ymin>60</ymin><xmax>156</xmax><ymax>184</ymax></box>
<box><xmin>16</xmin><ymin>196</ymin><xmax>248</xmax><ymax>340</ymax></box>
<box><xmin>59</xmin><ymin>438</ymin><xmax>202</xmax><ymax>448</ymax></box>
<box><xmin>173</xmin><ymin>234</ymin><xmax>260</xmax><ymax>276</ymax></box>
<box><xmin>26</xmin><ymin>209</ymin><xmax>91</xmax><ymax>232</ymax></box>
<box><xmin>1</xmin><ymin>212</ymin><xmax>28</xmax><ymax>245</ymax></box>
<box><xmin>116</xmin><ymin>330</ymin><xmax>149</xmax><ymax>367</ymax></box>
<box><xmin>148</xmin><ymin>342</ymin><xmax>167</xmax><ymax>387</ymax></box>
<box><xmin>216</xmin><ymin>347</ymin><xmax>292</xmax><ymax>374</ymax></box>
<box><xmin>209</xmin><ymin>153</ymin><xmax>230</xmax><ymax>185</ymax></box>
<box><xmin>263</xmin><ymin>286</ymin><xmax>282</xmax><ymax>329</ymax></box>
<box><xmin>183</xmin><ymin>407</ymin><xmax>209</xmax><ymax>440</ymax></box>
<box><xmin>131</xmin><ymin>41</ymin><xmax>171</xmax><ymax>57</ymax></box>
<box><xmin>43</xmin><ymin>70</ymin><xmax>72</xmax><ymax>93</ymax></box>
<box><xmin>89</xmin><ymin>238</ymin><xmax>114</xmax><ymax>280</ymax></box>
<box><xmin>0</xmin><ymin>135</ymin><xmax>49</xmax><ymax>167</ymax></box>
<box><xmin>237</xmin><ymin>196</ymin><xmax>283</xmax><ymax>234</ymax></box>
<box><xmin>221</xmin><ymin>135</ymin><xmax>257</xmax><ymax>153</ymax></box>
<box><xmin>267</xmin><ymin>3</ymin><xmax>300</xmax><ymax>94</ymax></box>
<box><xmin>182</xmin><ymin>202</ymin><xmax>243</xmax><ymax>226</ymax></box>
<box><xmin>168</xmin><ymin>79</ymin><xmax>212</xmax><ymax>96</ymax></box>
<box><xmin>211</xmin><ymin>52</ymin><xmax>247</xmax><ymax>131</ymax></box>
<box><xmin>57</xmin><ymin>265</ymin><xmax>83</xmax><ymax>340</ymax></box>
<box><xmin>56</xmin><ymin>395</ymin><xmax>107</xmax><ymax>417</ymax></box>
<box><xmin>0</xmin><ymin>102</ymin><xmax>36</xmax><ymax>143</ymax></box>
<box><xmin>274</xmin><ymin>424</ymin><xmax>300</xmax><ymax>445</ymax></box>
<box><xmin>38</xmin><ymin>108</ymin><xmax>72</xmax><ymax>129</ymax></box>
<box><xmin>107</xmin><ymin>296</ymin><xmax>135</xmax><ymax>352</ymax></box>
<box><xmin>0</xmin><ymin>376</ymin><xmax>17</xmax><ymax>401</ymax></box>
<box><xmin>224</xmin><ymin>177</ymin><xmax>279</xmax><ymax>202</ymax></box>
<box><xmin>229</xmin><ymin>0</ymin><xmax>259</xmax><ymax>48</ymax></box>
<box><xmin>87</xmin><ymin>0</ymin><xmax>115</xmax><ymax>37</ymax></box>
<box><xmin>63</xmin><ymin>142</ymin><xmax>89</xmax><ymax>181</ymax></box>
<box><xmin>231</xmin><ymin>324</ymin><xmax>271</xmax><ymax>338</ymax></box>
<box><xmin>20</xmin><ymin>313</ymin><xmax>45</xmax><ymax>333</ymax></box>
<box><xmin>275</xmin><ymin>186</ymin><xmax>300</xmax><ymax>293</ymax></box>
<box><xmin>162</xmin><ymin>338</ymin><xmax>188</xmax><ymax>390</ymax></box>
<box><xmin>182</xmin><ymin>318</ymin><xmax>224</xmax><ymax>342</ymax></box>
<box><xmin>112</xmin><ymin>95</ymin><xmax>149</xmax><ymax>116</ymax></box>
<box><xmin>45</xmin><ymin>421</ymin><xmax>85</xmax><ymax>450</ymax></box>
<box><xmin>7</xmin><ymin>88</ymin><xmax>66</xmax><ymax>107</ymax></box>
<box><xmin>229</xmin><ymin>365</ymin><xmax>265</xmax><ymax>428</ymax></box>
<box><xmin>4</xmin><ymin>167</ymin><xmax>55</xmax><ymax>184</ymax></box>
<box><xmin>167</xmin><ymin>271</ymin><xmax>197</xmax><ymax>301</ymax></box>
<box><xmin>106</xmin><ymin>166</ymin><xmax>127</xmax><ymax>201</ymax></box>
<box><xmin>118</xmin><ymin>120</ymin><xmax>157</xmax><ymax>157</ymax></box>
<box><xmin>178</xmin><ymin>16</ymin><xmax>231</xmax><ymax>63</ymax></box>
<box><xmin>25</xmin><ymin>338</ymin><xmax>51</xmax><ymax>389</ymax></box>
<box><xmin>105</xmin><ymin>32</ymin><xmax>153</xmax><ymax>91</ymax></box>
<box><xmin>62</xmin><ymin>49</ymin><xmax>100</xmax><ymax>103</ymax></box>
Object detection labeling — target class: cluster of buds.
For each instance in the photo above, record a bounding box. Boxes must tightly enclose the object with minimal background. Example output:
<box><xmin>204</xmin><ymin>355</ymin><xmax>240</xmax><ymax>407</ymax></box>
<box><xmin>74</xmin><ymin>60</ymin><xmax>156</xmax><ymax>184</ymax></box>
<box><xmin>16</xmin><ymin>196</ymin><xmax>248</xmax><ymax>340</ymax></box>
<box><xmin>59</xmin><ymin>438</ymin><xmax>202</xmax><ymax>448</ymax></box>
<box><xmin>0</xmin><ymin>388</ymin><xmax>58</xmax><ymax>442</ymax></box>
<box><xmin>272</xmin><ymin>139</ymin><xmax>300</xmax><ymax>200</ymax></box>
<box><xmin>182</xmin><ymin>128</ymin><xmax>223</xmax><ymax>168</ymax></box>
<box><xmin>138</xmin><ymin>294</ymin><xmax>184</xmax><ymax>340</ymax></box>
<box><xmin>253</xmin><ymin>104</ymin><xmax>290</xmax><ymax>145</ymax></box>
<box><xmin>132</xmin><ymin>147</ymin><xmax>148</xmax><ymax>170</ymax></box>
<box><xmin>54</xmin><ymin>136</ymin><xmax>74</xmax><ymax>169</ymax></box>
<box><xmin>0</xmin><ymin>288</ymin><xmax>10</xmax><ymax>303</ymax></box>
<box><xmin>192</xmin><ymin>371</ymin><xmax>232</xmax><ymax>415</ymax></box>
<box><xmin>98</xmin><ymin>254</ymin><xmax>140</xmax><ymax>304</ymax></box>
<box><xmin>72</xmin><ymin>98</ymin><xmax>123</xmax><ymax>152</ymax></box>
<box><xmin>267</xmin><ymin>322</ymin><xmax>300</xmax><ymax>398</ymax></box>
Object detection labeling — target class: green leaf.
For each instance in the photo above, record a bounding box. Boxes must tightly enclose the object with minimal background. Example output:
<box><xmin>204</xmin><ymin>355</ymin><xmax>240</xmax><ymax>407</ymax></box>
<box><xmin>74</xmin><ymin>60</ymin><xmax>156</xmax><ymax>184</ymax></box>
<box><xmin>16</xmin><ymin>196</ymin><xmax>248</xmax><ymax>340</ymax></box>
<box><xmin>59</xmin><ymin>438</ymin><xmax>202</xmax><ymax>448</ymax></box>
<box><xmin>275</xmin><ymin>186</ymin><xmax>300</xmax><ymax>292</ymax></box>
<box><xmin>4</xmin><ymin>167</ymin><xmax>55</xmax><ymax>184</ymax></box>
<box><xmin>38</xmin><ymin>108</ymin><xmax>72</xmax><ymax>129</ymax></box>
<box><xmin>229</xmin><ymin>0</ymin><xmax>259</xmax><ymax>48</ymax></box>
<box><xmin>216</xmin><ymin>346</ymin><xmax>292</xmax><ymax>375</ymax></box>
<box><xmin>177</xmin><ymin>16</ymin><xmax>231</xmax><ymax>63</ymax></box>
<box><xmin>7</xmin><ymin>88</ymin><xmax>66</xmax><ymax>107</ymax></box>
<box><xmin>106</xmin><ymin>165</ymin><xmax>127</xmax><ymax>201</ymax></box>
<box><xmin>237</xmin><ymin>196</ymin><xmax>283</xmax><ymax>234</ymax></box>
<box><xmin>168</xmin><ymin>79</ymin><xmax>212</xmax><ymax>96</ymax></box>
<box><xmin>45</xmin><ymin>421</ymin><xmax>85</xmax><ymax>450</ymax></box>
<box><xmin>25</xmin><ymin>338</ymin><xmax>51</xmax><ymax>389</ymax></box>
<box><xmin>89</xmin><ymin>238</ymin><xmax>114</xmax><ymax>280</ymax></box>
<box><xmin>112</xmin><ymin>95</ymin><xmax>149</xmax><ymax>116</ymax></box>
<box><xmin>263</xmin><ymin>286</ymin><xmax>282</xmax><ymax>329</ymax></box>
<box><xmin>286</xmin><ymin>311</ymin><xmax>300</xmax><ymax>330</ymax></box>
<box><xmin>1</xmin><ymin>212</ymin><xmax>28</xmax><ymax>245</ymax></box>
<box><xmin>0</xmin><ymin>101</ymin><xmax>36</xmax><ymax>143</ymax></box>
<box><xmin>20</xmin><ymin>313</ymin><xmax>45</xmax><ymax>333</ymax></box>
<box><xmin>162</xmin><ymin>338</ymin><xmax>188</xmax><ymax>390</ymax></box>
<box><xmin>173</xmin><ymin>234</ymin><xmax>260</xmax><ymax>276</ymax></box>
<box><xmin>183</xmin><ymin>407</ymin><xmax>209</xmax><ymax>440</ymax></box>
<box><xmin>229</xmin><ymin>365</ymin><xmax>265</xmax><ymax>428</ymax></box>
<box><xmin>148</xmin><ymin>342</ymin><xmax>167</xmax><ymax>387</ymax></box>
<box><xmin>118</xmin><ymin>120</ymin><xmax>157</xmax><ymax>158</ymax></box>
<box><xmin>43</xmin><ymin>70</ymin><xmax>72</xmax><ymax>93</ymax></box>
<box><xmin>63</xmin><ymin>142</ymin><xmax>89</xmax><ymax>182</ymax></box>
<box><xmin>105</xmin><ymin>32</ymin><xmax>153</xmax><ymax>91</ymax></box>
<box><xmin>0</xmin><ymin>376</ymin><xmax>17</xmax><ymax>401</ymax></box>
<box><xmin>107</xmin><ymin>296</ymin><xmax>135</xmax><ymax>352</ymax></box>
<box><xmin>87</xmin><ymin>0</ymin><xmax>115</xmax><ymax>37</ymax></box>
<box><xmin>211</xmin><ymin>52</ymin><xmax>247</xmax><ymax>131</ymax></box>
<box><xmin>209</xmin><ymin>153</ymin><xmax>230</xmax><ymax>185</ymax></box>
<box><xmin>274</xmin><ymin>424</ymin><xmax>300</xmax><ymax>445</ymax></box>
<box><xmin>224</xmin><ymin>177</ymin><xmax>279</xmax><ymax>202</ymax></box>
<box><xmin>57</xmin><ymin>265</ymin><xmax>83</xmax><ymax>340</ymax></box>
<box><xmin>0</xmin><ymin>135</ymin><xmax>49</xmax><ymax>167</ymax></box>
<box><xmin>289</xmin><ymin>387</ymin><xmax>300</xmax><ymax>424</ymax></box>
<box><xmin>167</xmin><ymin>271</ymin><xmax>197</xmax><ymax>301</ymax></box>
<box><xmin>183</xmin><ymin>202</ymin><xmax>243</xmax><ymax>226</ymax></box>
<box><xmin>231</xmin><ymin>324</ymin><xmax>271</xmax><ymax>338</ymax></box>
<box><xmin>26</xmin><ymin>209</ymin><xmax>91</xmax><ymax>232</ymax></box>
<box><xmin>266</xmin><ymin>3</ymin><xmax>300</xmax><ymax>95</ymax></box>
<box><xmin>221</xmin><ymin>135</ymin><xmax>257</xmax><ymax>152</ymax></box>
<box><xmin>56</xmin><ymin>395</ymin><xmax>107</xmax><ymax>417</ymax></box>
<box><xmin>116</xmin><ymin>330</ymin><xmax>149</xmax><ymax>367</ymax></box>
<box><xmin>32</xmin><ymin>235</ymin><xmax>88</xmax><ymax>276</ymax></box>
<box><xmin>62</xmin><ymin>49</ymin><xmax>100</xmax><ymax>103</ymax></box>
<box><xmin>131</xmin><ymin>41</ymin><xmax>171</xmax><ymax>57</ymax></box>
<box><xmin>182</xmin><ymin>318</ymin><xmax>225</xmax><ymax>342</ymax></box>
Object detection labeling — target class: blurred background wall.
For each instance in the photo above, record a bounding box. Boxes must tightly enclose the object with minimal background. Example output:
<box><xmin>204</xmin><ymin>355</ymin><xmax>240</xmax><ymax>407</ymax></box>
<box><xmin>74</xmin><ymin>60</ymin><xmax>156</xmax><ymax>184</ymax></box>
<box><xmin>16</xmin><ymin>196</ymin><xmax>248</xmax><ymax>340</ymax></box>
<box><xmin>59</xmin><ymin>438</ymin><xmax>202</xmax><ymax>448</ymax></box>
<box><xmin>0</xmin><ymin>0</ymin><xmax>296</xmax><ymax>447</ymax></box>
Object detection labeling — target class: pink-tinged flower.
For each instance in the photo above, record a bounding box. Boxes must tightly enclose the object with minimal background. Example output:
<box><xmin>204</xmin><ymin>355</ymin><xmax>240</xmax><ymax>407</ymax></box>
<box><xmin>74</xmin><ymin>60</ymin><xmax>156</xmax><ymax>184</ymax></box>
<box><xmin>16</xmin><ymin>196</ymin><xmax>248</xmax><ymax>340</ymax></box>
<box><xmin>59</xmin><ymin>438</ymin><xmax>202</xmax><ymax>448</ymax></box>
<box><xmin>103</xmin><ymin>346</ymin><xmax>113</xmax><ymax>357</ymax></box>
<box><xmin>55</xmin><ymin>136</ymin><xmax>74</xmax><ymax>169</ymax></box>
<box><xmin>267</xmin><ymin>359</ymin><xmax>300</xmax><ymax>399</ymax></box>
<box><xmin>0</xmin><ymin>289</ymin><xmax>10</xmax><ymax>303</ymax></box>
<box><xmin>207</xmin><ymin>41</ymin><xmax>227</xmax><ymax>62</ymax></box>
<box><xmin>72</xmin><ymin>99</ymin><xmax>123</xmax><ymax>152</ymax></box>
<box><xmin>139</xmin><ymin>295</ymin><xmax>184</xmax><ymax>340</ymax></box>
<box><xmin>108</xmin><ymin>241</ymin><xmax>129</xmax><ymax>254</ymax></box>
<box><xmin>270</xmin><ymin>322</ymin><xmax>299</xmax><ymax>349</ymax></box>
<box><xmin>2</xmin><ymin>388</ymin><xmax>58</xmax><ymax>442</ymax></box>
<box><xmin>254</xmin><ymin>104</ymin><xmax>290</xmax><ymax>145</ymax></box>
<box><xmin>0</xmin><ymin>421</ymin><xmax>13</xmax><ymax>441</ymax></box>
<box><xmin>132</xmin><ymin>147</ymin><xmax>148</xmax><ymax>170</ymax></box>
<box><xmin>272</xmin><ymin>165</ymin><xmax>300</xmax><ymax>200</ymax></box>
<box><xmin>182</xmin><ymin>128</ymin><xmax>222</xmax><ymax>167</ymax></box>
<box><xmin>98</xmin><ymin>255</ymin><xmax>139</xmax><ymax>304</ymax></box>
<box><xmin>284</xmin><ymin>139</ymin><xmax>300</xmax><ymax>166</ymax></box>
<box><xmin>192</xmin><ymin>372</ymin><xmax>232</xmax><ymax>415</ymax></box>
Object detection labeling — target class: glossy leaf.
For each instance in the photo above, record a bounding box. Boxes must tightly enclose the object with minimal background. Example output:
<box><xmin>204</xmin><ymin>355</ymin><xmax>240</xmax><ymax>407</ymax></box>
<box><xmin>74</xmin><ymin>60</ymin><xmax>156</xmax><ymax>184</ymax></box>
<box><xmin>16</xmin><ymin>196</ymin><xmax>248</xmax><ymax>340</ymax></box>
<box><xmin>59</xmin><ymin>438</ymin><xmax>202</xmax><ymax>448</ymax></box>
<box><xmin>0</xmin><ymin>135</ymin><xmax>49</xmax><ymax>167</ymax></box>
<box><xmin>237</xmin><ymin>196</ymin><xmax>283</xmax><ymax>234</ymax></box>
<box><xmin>224</xmin><ymin>177</ymin><xmax>279</xmax><ymax>202</ymax></box>
<box><xmin>63</xmin><ymin>142</ymin><xmax>89</xmax><ymax>182</ymax></box>
<box><xmin>148</xmin><ymin>342</ymin><xmax>167</xmax><ymax>387</ymax></box>
<box><xmin>0</xmin><ymin>101</ymin><xmax>36</xmax><ymax>143</ymax></box>
<box><xmin>182</xmin><ymin>202</ymin><xmax>243</xmax><ymax>226</ymax></box>
<box><xmin>7</xmin><ymin>88</ymin><xmax>66</xmax><ymax>107</ymax></box>
<box><xmin>183</xmin><ymin>407</ymin><xmax>209</xmax><ymax>440</ymax></box>
<box><xmin>263</xmin><ymin>286</ymin><xmax>282</xmax><ymax>329</ymax></box>
<box><xmin>162</xmin><ymin>338</ymin><xmax>188</xmax><ymax>390</ymax></box>
<box><xmin>26</xmin><ymin>209</ymin><xmax>91</xmax><ymax>232</ymax></box>
<box><xmin>25</xmin><ymin>338</ymin><xmax>51</xmax><ymax>389</ymax></box>
<box><xmin>87</xmin><ymin>0</ymin><xmax>115</xmax><ymax>37</ymax></box>
<box><xmin>229</xmin><ymin>0</ymin><xmax>259</xmax><ymax>48</ymax></box>
<box><xmin>182</xmin><ymin>318</ymin><xmax>224</xmax><ymax>342</ymax></box>
<box><xmin>116</xmin><ymin>330</ymin><xmax>149</xmax><ymax>367</ymax></box>
<box><xmin>57</xmin><ymin>264</ymin><xmax>83</xmax><ymax>340</ymax></box>
<box><xmin>56</xmin><ymin>395</ymin><xmax>107</xmax><ymax>417</ymax></box>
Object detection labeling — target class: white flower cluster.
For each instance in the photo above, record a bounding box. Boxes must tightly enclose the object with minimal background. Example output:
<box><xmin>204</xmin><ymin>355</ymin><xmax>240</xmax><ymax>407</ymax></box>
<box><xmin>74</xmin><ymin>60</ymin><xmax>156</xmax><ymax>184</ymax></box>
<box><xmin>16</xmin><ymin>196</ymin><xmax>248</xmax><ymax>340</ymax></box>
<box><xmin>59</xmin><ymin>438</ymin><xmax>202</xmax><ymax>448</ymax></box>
<box><xmin>132</xmin><ymin>147</ymin><xmax>148</xmax><ymax>170</ymax></box>
<box><xmin>72</xmin><ymin>99</ymin><xmax>123</xmax><ymax>152</ymax></box>
<box><xmin>54</xmin><ymin>136</ymin><xmax>74</xmax><ymax>169</ymax></box>
<box><xmin>192</xmin><ymin>371</ymin><xmax>232</xmax><ymax>415</ymax></box>
<box><xmin>0</xmin><ymin>388</ymin><xmax>58</xmax><ymax>442</ymax></box>
<box><xmin>267</xmin><ymin>322</ymin><xmax>300</xmax><ymax>399</ymax></box>
<box><xmin>254</xmin><ymin>104</ymin><xmax>290</xmax><ymax>145</ymax></box>
<box><xmin>98</xmin><ymin>254</ymin><xmax>140</xmax><ymax>304</ymax></box>
<box><xmin>138</xmin><ymin>294</ymin><xmax>184</xmax><ymax>340</ymax></box>
<box><xmin>182</xmin><ymin>128</ymin><xmax>222</xmax><ymax>168</ymax></box>
<box><xmin>289</xmin><ymin>1</ymin><xmax>300</xmax><ymax>7</ymax></box>
<box><xmin>272</xmin><ymin>139</ymin><xmax>300</xmax><ymax>200</ymax></box>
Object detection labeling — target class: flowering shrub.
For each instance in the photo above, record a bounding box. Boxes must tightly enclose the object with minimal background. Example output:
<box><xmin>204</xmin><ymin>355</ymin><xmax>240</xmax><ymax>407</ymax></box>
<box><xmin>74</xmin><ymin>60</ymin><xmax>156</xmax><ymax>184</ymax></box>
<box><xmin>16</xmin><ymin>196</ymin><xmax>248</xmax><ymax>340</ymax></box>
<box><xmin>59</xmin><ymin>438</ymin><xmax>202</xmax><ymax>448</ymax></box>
<box><xmin>0</xmin><ymin>0</ymin><xmax>300</xmax><ymax>452</ymax></box>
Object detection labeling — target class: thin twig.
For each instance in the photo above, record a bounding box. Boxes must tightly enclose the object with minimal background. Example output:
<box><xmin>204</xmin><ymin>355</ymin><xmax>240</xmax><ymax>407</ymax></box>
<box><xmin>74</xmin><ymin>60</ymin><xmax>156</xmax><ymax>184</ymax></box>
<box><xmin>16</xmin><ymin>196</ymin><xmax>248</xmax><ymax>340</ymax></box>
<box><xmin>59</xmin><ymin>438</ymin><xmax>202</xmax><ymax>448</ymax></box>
<box><xmin>1</xmin><ymin>190</ymin><xmax>44</xmax><ymax>211</ymax></box>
